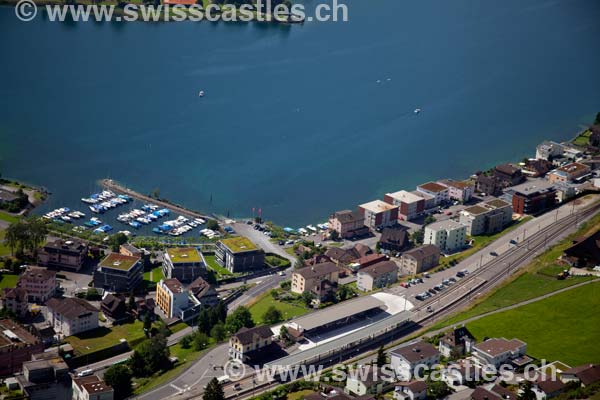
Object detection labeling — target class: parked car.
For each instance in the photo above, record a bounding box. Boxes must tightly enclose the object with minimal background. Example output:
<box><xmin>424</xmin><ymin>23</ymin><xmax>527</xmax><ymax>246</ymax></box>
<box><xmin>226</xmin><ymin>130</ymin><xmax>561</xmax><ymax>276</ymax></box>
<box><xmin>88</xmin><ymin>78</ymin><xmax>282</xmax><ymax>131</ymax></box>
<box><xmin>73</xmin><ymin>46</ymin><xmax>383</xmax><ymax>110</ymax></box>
<box><xmin>428</xmin><ymin>288</ymin><xmax>437</xmax><ymax>295</ymax></box>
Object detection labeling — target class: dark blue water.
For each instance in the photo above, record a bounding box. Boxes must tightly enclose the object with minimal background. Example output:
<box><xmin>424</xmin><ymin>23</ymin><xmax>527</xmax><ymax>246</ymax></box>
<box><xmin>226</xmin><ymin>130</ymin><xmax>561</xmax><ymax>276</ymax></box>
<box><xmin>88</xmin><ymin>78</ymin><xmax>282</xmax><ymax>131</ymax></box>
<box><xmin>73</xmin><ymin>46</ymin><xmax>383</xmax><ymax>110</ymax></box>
<box><xmin>1</xmin><ymin>0</ymin><xmax>600</xmax><ymax>227</ymax></box>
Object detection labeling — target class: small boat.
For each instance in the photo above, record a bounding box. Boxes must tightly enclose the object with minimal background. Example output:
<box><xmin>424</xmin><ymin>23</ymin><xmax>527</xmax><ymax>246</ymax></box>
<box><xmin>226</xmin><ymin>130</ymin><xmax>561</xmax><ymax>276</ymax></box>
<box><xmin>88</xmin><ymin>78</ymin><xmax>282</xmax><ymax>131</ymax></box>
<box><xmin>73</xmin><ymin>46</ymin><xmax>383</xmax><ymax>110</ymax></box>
<box><xmin>129</xmin><ymin>221</ymin><xmax>142</xmax><ymax>229</ymax></box>
<box><xmin>414</xmin><ymin>108</ymin><xmax>421</xmax><ymax>114</ymax></box>
<box><xmin>198</xmin><ymin>90</ymin><xmax>205</xmax><ymax>97</ymax></box>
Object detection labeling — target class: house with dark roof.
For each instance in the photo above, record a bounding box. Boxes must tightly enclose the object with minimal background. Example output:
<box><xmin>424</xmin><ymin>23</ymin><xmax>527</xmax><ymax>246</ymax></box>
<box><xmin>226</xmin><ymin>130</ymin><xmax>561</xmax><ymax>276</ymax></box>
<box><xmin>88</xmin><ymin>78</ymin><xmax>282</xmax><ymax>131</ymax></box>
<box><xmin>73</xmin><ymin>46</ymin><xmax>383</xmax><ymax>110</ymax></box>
<box><xmin>291</xmin><ymin>262</ymin><xmax>340</xmax><ymax>302</ymax></box>
<box><xmin>390</xmin><ymin>341</ymin><xmax>440</xmax><ymax>380</ymax></box>
<box><xmin>1</xmin><ymin>287</ymin><xmax>29</xmax><ymax>318</ymax></box>
<box><xmin>561</xmin><ymin>364</ymin><xmax>600</xmax><ymax>387</ymax></box>
<box><xmin>229</xmin><ymin>325</ymin><xmax>273</xmax><ymax>362</ymax></box>
<box><xmin>45</xmin><ymin>297</ymin><xmax>99</xmax><ymax>337</ymax></box>
<box><xmin>470</xmin><ymin>385</ymin><xmax>516</xmax><ymax>400</ymax></box>
<box><xmin>399</xmin><ymin>245</ymin><xmax>440</xmax><ymax>275</ymax></box>
<box><xmin>416</xmin><ymin>182</ymin><xmax>450</xmax><ymax>206</ymax></box>
<box><xmin>328</xmin><ymin>210</ymin><xmax>369</xmax><ymax>239</ymax></box>
<box><xmin>18</xmin><ymin>266</ymin><xmax>56</xmax><ymax>303</ymax></box>
<box><xmin>345</xmin><ymin>367</ymin><xmax>385</xmax><ymax>396</ymax></box>
<box><xmin>37</xmin><ymin>239</ymin><xmax>88</xmax><ymax>271</ymax></box>
<box><xmin>0</xmin><ymin>319</ymin><xmax>44</xmax><ymax>376</ymax></box>
<box><xmin>100</xmin><ymin>294</ymin><xmax>128</xmax><ymax>323</ymax></box>
<box><xmin>394</xmin><ymin>380</ymin><xmax>428</xmax><ymax>400</ymax></box>
<box><xmin>438</xmin><ymin>179</ymin><xmax>475</xmax><ymax>203</ymax></box>
<box><xmin>379</xmin><ymin>227</ymin><xmax>410</xmax><ymax>254</ymax></box>
<box><xmin>438</xmin><ymin>326</ymin><xmax>475</xmax><ymax>358</ymax></box>
<box><xmin>325</xmin><ymin>244</ymin><xmax>372</xmax><ymax>266</ymax></box>
<box><xmin>562</xmin><ymin>230</ymin><xmax>600</xmax><ymax>268</ymax></box>
<box><xmin>533</xmin><ymin>378</ymin><xmax>567</xmax><ymax>399</ymax></box>
<box><xmin>356</xmin><ymin>261</ymin><xmax>398</xmax><ymax>291</ymax></box>
<box><xmin>472</xmin><ymin>338</ymin><xmax>527</xmax><ymax>368</ymax></box>
<box><xmin>493</xmin><ymin>164</ymin><xmax>525</xmax><ymax>187</ymax></box>
<box><xmin>475</xmin><ymin>174</ymin><xmax>503</xmax><ymax>196</ymax></box>
<box><xmin>523</xmin><ymin>159</ymin><xmax>553</xmax><ymax>178</ymax></box>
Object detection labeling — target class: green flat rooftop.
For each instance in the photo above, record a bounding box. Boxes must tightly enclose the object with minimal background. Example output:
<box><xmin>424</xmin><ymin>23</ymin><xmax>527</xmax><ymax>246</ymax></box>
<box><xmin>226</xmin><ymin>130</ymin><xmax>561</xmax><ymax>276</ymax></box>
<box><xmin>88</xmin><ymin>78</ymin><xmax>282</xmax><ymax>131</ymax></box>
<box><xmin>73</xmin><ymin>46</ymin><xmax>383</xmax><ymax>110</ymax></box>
<box><xmin>167</xmin><ymin>247</ymin><xmax>202</xmax><ymax>263</ymax></box>
<box><xmin>99</xmin><ymin>253</ymin><xmax>140</xmax><ymax>271</ymax></box>
<box><xmin>221</xmin><ymin>236</ymin><xmax>258</xmax><ymax>253</ymax></box>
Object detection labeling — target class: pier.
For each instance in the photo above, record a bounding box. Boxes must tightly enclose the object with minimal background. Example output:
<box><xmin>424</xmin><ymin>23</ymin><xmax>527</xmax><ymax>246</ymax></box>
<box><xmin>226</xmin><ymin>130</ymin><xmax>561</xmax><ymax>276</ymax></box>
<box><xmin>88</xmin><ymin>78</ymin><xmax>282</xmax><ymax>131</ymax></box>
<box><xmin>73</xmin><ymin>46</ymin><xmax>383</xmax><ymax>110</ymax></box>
<box><xmin>100</xmin><ymin>179</ymin><xmax>214</xmax><ymax>222</ymax></box>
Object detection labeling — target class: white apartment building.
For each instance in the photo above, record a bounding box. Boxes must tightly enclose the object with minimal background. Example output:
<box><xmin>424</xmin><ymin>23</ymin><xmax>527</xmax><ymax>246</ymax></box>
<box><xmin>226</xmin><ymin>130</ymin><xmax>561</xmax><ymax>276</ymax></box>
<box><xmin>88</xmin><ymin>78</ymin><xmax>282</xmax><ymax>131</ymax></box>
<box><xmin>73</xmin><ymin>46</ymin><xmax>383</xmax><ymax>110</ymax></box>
<box><xmin>424</xmin><ymin>220</ymin><xmax>467</xmax><ymax>253</ymax></box>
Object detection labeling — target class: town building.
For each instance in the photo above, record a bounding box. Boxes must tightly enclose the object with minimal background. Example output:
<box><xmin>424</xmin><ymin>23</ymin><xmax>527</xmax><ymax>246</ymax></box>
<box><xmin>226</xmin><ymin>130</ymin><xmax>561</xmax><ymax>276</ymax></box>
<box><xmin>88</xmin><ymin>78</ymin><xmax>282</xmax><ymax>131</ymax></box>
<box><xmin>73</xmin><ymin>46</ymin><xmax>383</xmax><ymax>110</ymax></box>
<box><xmin>493</xmin><ymin>164</ymin><xmax>525</xmax><ymax>187</ymax></box>
<box><xmin>438</xmin><ymin>326</ymin><xmax>475</xmax><ymax>358</ymax></box>
<box><xmin>45</xmin><ymin>297</ymin><xmax>99</xmax><ymax>337</ymax></box>
<box><xmin>1</xmin><ymin>287</ymin><xmax>29</xmax><ymax>318</ymax></box>
<box><xmin>412</xmin><ymin>191</ymin><xmax>436</xmax><ymax>210</ymax></box>
<box><xmin>291</xmin><ymin>262</ymin><xmax>340</xmax><ymax>301</ymax></box>
<box><xmin>536</xmin><ymin>141</ymin><xmax>564</xmax><ymax>160</ymax></box>
<box><xmin>325</xmin><ymin>243</ymin><xmax>371</xmax><ymax>266</ymax></box>
<box><xmin>560</xmin><ymin>364</ymin><xmax>600</xmax><ymax>386</ymax></box>
<box><xmin>156</xmin><ymin>278</ymin><xmax>188</xmax><ymax>319</ymax></box>
<box><xmin>229</xmin><ymin>325</ymin><xmax>273</xmax><ymax>362</ymax></box>
<box><xmin>459</xmin><ymin>199</ymin><xmax>513</xmax><ymax>236</ymax></box>
<box><xmin>475</xmin><ymin>175</ymin><xmax>503</xmax><ymax>196</ymax></box>
<box><xmin>93</xmin><ymin>252</ymin><xmax>143</xmax><ymax>293</ymax></box>
<box><xmin>532</xmin><ymin>378</ymin><xmax>567</xmax><ymax>400</ymax></box>
<box><xmin>164</xmin><ymin>247</ymin><xmax>208</xmax><ymax>282</ymax></box>
<box><xmin>215</xmin><ymin>237</ymin><xmax>265</xmax><ymax>274</ymax></box>
<box><xmin>424</xmin><ymin>220</ymin><xmax>467</xmax><ymax>253</ymax></box>
<box><xmin>438</xmin><ymin>180</ymin><xmax>475</xmax><ymax>203</ymax></box>
<box><xmin>508</xmin><ymin>180</ymin><xmax>557</xmax><ymax>215</ymax></box>
<box><xmin>100</xmin><ymin>294</ymin><xmax>128</xmax><ymax>323</ymax></box>
<box><xmin>399</xmin><ymin>245</ymin><xmax>440</xmax><ymax>275</ymax></box>
<box><xmin>358</xmin><ymin>200</ymin><xmax>399</xmax><ymax>229</ymax></box>
<box><xmin>416</xmin><ymin>182</ymin><xmax>449</xmax><ymax>206</ymax></box>
<box><xmin>384</xmin><ymin>190</ymin><xmax>425</xmax><ymax>221</ymax></box>
<box><xmin>470</xmin><ymin>385</ymin><xmax>516</xmax><ymax>400</ymax></box>
<box><xmin>119</xmin><ymin>243</ymin><xmax>143</xmax><ymax>258</ymax></box>
<box><xmin>378</xmin><ymin>227</ymin><xmax>410</xmax><ymax>254</ymax></box>
<box><xmin>390</xmin><ymin>341</ymin><xmax>440</xmax><ymax>380</ymax></box>
<box><xmin>18</xmin><ymin>266</ymin><xmax>56</xmax><ymax>303</ymax></box>
<box><xmin>394</xmin><ymin>381</ymin><xmax>428</xmax><ymax>400</ymax></box>
<box><xmin>345</xmin><ymin>366</ymin><xmax>384</xmax><ymax>396</ymax></box>
<box><xmin>328</xmin><ymin>210</ymin><xmax>369</xmax><ymax>239</ymax></box>
<box><xmin>156</xmin><ymin>277</ymin><xmax>218</xmax><ymax>322</ymax></box>
<box><xmin>547</xmin><ymin>162</ymin><xmax>592</xmax><ymax>183</ymax></box>
<box><xmin>72</xmin><ymin>375</ymin><xmax>114</xmax><ymax>400</ymax></box>
<box><xmin>16</xmin><ymin>355</ymin><xmax>70</xmax><ymax>400</ymax></box>
<box><xmin>0</xmin><ymin>319</ymin><xmax>44</xmax><ymax>376</ymax></box>
<box><xmin>353</xmin><ymin>254</ymin><xmax>388</xmax><ymax>270</ymax></box>
<box><xmin>38</xmin><ymin>239</ymin><xmax>88</xmax><ymax>271</ymax></box>
<box><xmin>356</xmin><ymin>260</ymin><xmax>398</xmax><ymax>291</ymax></box>
<box><xmin>562</xmin><ymin>230</ymin><xmax>600</xmax><ymax>268</ymax></box>
<box><xmin>522</xmin><ymin>159</ymin><xmax>553</xmax><ymax>177</ymax></box>
<box><xmin>471</xmin><ymin>337</ymin><xmax>527</xmax><ymax>368</ymax></box>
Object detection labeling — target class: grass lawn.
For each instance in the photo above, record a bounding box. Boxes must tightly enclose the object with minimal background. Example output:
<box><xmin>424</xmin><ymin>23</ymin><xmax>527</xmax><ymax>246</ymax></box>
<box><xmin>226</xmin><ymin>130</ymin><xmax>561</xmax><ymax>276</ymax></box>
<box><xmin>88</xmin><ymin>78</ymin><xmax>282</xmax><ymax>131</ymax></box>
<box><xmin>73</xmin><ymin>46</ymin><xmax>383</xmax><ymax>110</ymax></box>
<box><xmin>0</xmin><ymin>231</ymin><xmax>12</xmax><ymax>257</ymax></box>
<box><xmin>168</xmin><ymin>321</ymin><xmax>189</xmax><ymax>334</ymax></box>
<box><xmin>432</xmin><ymin>212</ymin><xmax>600</xmax><ymax>329</ymax></box>
<box><xmin>287</xmin><ymin>390</ymin><xmax>316</xmax><ymax>400</ymax></box>
<box><xmin>0</xmin><ymin>274</ymin><xmax>19</xmax><ymax>288</ymax></box>
<box><xmin>248</xmin><ymin>292</ymin><xmax>309</xmax><ymax>324</ymax></box>
<box><xmin>0</xmin><ymin>211</ymin><xmax>19</xmax><ymax>224</ymax></box>
<box><xmin>204</xmin><ymin>254</ymin><xmax>232</xmax><ymax>276</ymax></box>
<box><xmin>572</xmin><ymin>130</ymin><xmax>591</xmax><ymax>147</ymax></box>
<box><xmin>66</xmin><ymin>320</ymin><xmax>148</xmax><ymax>356</ymax></box>
<box><xmin>465</xmin><ymin>282</ymin><xmax>600</xmax><ymax>366</ymax></box>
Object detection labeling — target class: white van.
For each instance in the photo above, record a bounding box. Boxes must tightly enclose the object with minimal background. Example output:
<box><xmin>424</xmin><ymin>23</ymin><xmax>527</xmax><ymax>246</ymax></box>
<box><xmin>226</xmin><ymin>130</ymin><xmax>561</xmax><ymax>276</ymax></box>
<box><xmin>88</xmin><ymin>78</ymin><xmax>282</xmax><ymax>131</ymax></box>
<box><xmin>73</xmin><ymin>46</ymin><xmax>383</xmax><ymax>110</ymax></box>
<box><xmin>77</xmin><ymin>369</ymin><xmax>93</xmax><ymax>377</ymax></box>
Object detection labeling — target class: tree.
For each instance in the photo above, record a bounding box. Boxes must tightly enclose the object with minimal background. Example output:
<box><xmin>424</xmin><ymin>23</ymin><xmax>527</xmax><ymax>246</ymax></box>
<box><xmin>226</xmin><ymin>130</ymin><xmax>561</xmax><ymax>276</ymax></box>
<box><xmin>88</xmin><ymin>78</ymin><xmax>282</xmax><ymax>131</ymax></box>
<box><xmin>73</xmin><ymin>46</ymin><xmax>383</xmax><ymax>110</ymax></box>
<box><xmin>108</xmin><ymin>233</ymin><xmax>128</xmax><ymax>252</ymax></box>
<box><xmin>262</xmin><ymin>305</ymin><xmax>283</xmax><ymax>324</ymax></box>
<box><xmin>428</xmin><ymin>380</ymin><xmax>451</xmax><ymax>398</ymax></box>
<box><xmin>193</xmin><ymin>331</ymin><xmax>210</xmax><ymax>351</ymax></box>
<box><xmin>206</xmin><ymin>219</ymin><xmax>219</xmax><ymax>231</ymax></box>
<box><xmin>301</xmin><ymin>291</ymin><xmax>315</xmax><ymax>307</ymax></box>
<box><xmin>329</xmin><ymin>230</ymin><xmax>340</xmax><ymax>241</ymax></box>
<box><xmin>336</xmin><ymin>285</ymin><xmax>353</xmax><ymax>302</ymax></box>
<box><xmin>197</xmin><ymin>308</ymin><xmax>211</xmax><ymax>334</ymax></box>
<box><xmin>411</xmin><ymin>229</ymin><xmax>424</xmax><ymax>245</ymax></box>
<box><xmin>518</xmin><ymin>381</ymin><xmax>536</xmax><ymax>400</ymax></box>
<box><xmin>424</xmin><ymin>215</ymin><xmax>436</xmax><ymax>226</ymax></box>
<box><xmin>279</xmin><ymin>325</ymin><xmax>291</xmax><ymax>344</ymax></box>
<box><xmin>128</xmin><ymin>293</ymin><xmax>136</xmax><ymax>312</ymax></box>
<box><xmin>203</xmin><ymin>377</ymin><xmax>225</xmax><ymax>400</ymax></box>
<box><xmin>376</xmin><ymin>345</ymin><xmax>386</xmax><ymax>368</ymax></box>
<box><xmin>104</xmin><ymin>364</ymin><xmax>133</xmax><ymax>400</ymax></box>
<box><xmin>143</xmin><ymin>312</ymin><xmax>152</xmax><ymax>337</ymax></box>
<box><xmin>180</xmin><ymin>334</ymin><xmax>193</xmax><ymax>349</ymax></box>
<box><xmin>210</xmin><ymin>323</ymin><xmax>226</xmax><ymax>342</ymax></box>
<box><xmin>3</xmin><ymin>217</ymin><xmax>48</xmax><ymax>256</ymax></box>
<box><xmin>130</xmin><ymin>334</ymin><xmax>170</xmax><ymax>377</ymax></box>
<box><xmin>225</xmin><ymin>306</ymin><xmax>254</xmax><ymax>333</ymax></box>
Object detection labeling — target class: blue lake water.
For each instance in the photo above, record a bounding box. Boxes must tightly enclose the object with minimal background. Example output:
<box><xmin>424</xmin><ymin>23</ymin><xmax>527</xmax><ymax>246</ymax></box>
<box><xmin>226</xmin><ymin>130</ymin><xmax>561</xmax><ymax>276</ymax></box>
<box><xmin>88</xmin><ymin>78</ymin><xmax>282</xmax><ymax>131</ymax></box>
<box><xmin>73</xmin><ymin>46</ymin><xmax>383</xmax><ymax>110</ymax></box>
<box><xmin>1</xmin><ymin>0</ymin><xmax>600</xmax><ymax>228</ymax></box>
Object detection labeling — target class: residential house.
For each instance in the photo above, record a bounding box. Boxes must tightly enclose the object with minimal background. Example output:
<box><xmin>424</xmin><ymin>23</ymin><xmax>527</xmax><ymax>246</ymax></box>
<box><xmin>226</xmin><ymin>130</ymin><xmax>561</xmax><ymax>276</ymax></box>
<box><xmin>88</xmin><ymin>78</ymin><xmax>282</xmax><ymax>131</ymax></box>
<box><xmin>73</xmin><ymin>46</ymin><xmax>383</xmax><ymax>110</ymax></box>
<box><xmin>100</xmin><ymin>294</ymin><xmax>128</xmax><ymax>323</ymax></box>
<box><xmin>459</xmin><ymin>199</ymin><xmax>513</xmax><ymax>236</ymax></box>
<box><xmin>328</xmin><ymin>210</ymin><xmax>370</xmax><ymax>239</ymax></box>
<box><xmin>560</xmin><ymin>364</ymin><xmax>600</xmax><ymax>386</ymax></box>
<box><xmin>471</xmin><ymin>338</ymin><xmax>527</xmax><ymax>368</ymax></box>
<box><xmin>18</xmin><ymin>266</ymin><xmax>56</xmax><ymax>303</ymax></box>
<box><xmin>229</xmin><ymin>325</ymin><xmax>273</xmax><ymax>362</ymax></box>
<box><xmin>1</xmin><ymin>288</ymin><xmax>28</xmax><ymax>318</ymax></box>
<box><xmin>325</xmin><ymin>244</ymin><xmax>371</xmax><ymax>266</ymax></box>
<box><xmin>45</xmin><ymin>297</ymin><xmax>99</xmax><ymax>337</ymax></box>
<box><xmin>394</xmin><ymin>381</ymin><xmax>428</xmax><ymax>400</ymax></box>
<box><xmin>412</xmin><ymin>191</ymin><xmax>436</xmax><ymax>210</ymax></box>
<box><xmin>399</xmin><ymin>245</ymin><xmax>440</xmax><ymax>275</ymax></box>
<box><xmin>384</xmin><ymin>190</ymin><xmax>425</xmax><ymax>221</ymax></box>
<box><xmin>508</xmin><ymin>181</ymin><xmax>557</xmax><ymax>215</ymax></box>
<box><xmin>38</xmin><ymin>239</ymin><xmax>88</xmax><ymax>271</ymax></box>
<box><xmin>16</xmin><ymin>355</ymin><xmax>70</xmax><ymax>400</ymax></box>
<box><xmin>438</xmin><ymin>326</ymin><xmax>475</xmax><ymax>358</ymax></box>
<box><xmin>438</xmin><ymin>180</ymin><xmax>475</xmax><ymax>203</ymax></box>
<box><xmin>179</xmin><ymin>277</ymin><xmax>219</xmax><ymax>322</ymax></box>
<box><xmin>424</xmin><ymin>220</ymin><xmax>467</xmax><ymax>253</ymax></box>
<box><xmin>354</xmin><ymin>254</ymin><xmax>388</xmax><ymax>270</ymax></box>
<box><xmin>356</xmin><ymin>261</ymin><xmax>398</xmax><ymax>291</ymax></box>
<box><xmin>470</xmin><ymin>385</ymin><xmax>516</xmax><ymax>400</ymax></box>
<box><xmin>548</xmin><ymin>162</ymin><xmax>591</xmax><ymax>184</ymax></box>
<box><xmin>156</xmin><ymin>278</ymin><xmax>188</xmax><ymax>319</ymax></box>
<box><xmin>291</xmin><ymin>262</ymin><xmax>340</xmax><ymax>301</ymax></box>
<box><xmin>536</xmin><ymin>141</ymin><xmax>564</xmax><ymax>161</ymax></box>
<box><xmin>390</xmin><ymin>341</ymin><xmax>440</xmax><ymax>380</ymax></box>
<box><xmin>93</xmin><ymin>252</ymin><xmax>143</xmax><ymax>293</ymax></box>
<box><xmin>0</xmin><ymin>319</ymin><xmax>44</xmax><ymax>376</ymax></box>
<box><xmin>493</xmin><ymin>164</ymin><xmax>525</xmax><ymax>187</ymax></box>
<box><xmin>562</xmin><ymin>230</ymin><xmax>600</xmax><ymax>268</ymax></box>
<box><xmin>345</xmin><ymin>367</ymin><xmax>384</xmax><ymax>396</ymax></box>
<box><xmin>359</xmin><ymin>200</ymin><xmax>399</xmax><ymax>230</ymax></box>
<box><xmin>533</xmin><ymin>378</ymin><xmax>567</xmax><ymax>400</ymax></box>
<box><xmin>215</xmin><ymin>237</ymin><xmax>265</xmax><ymax>274</ymax></box>
<box><xmin>378</xmin><ymin>227</ymin><xmax>410</xmax><ymax>254</ymax></box>
<box><xmin>164</xmin><ymin>247</ymin><xmax>208</xmax><ymax>282</ymax></box>
<box><xmin>522</xmin><ymin>159</ymin><xmax>553</xmax><ymax>178</ymax></box>
<box><xmin>416</xmin><ymin>182</ymin><xmax>449</xmax><ymax>206</ymax></box>
<box><xmin>442</xmin><ymin>361</ymin><xmax>483</xmax><ymax>387</ymax></box>
<box><xmin>475</xmin><ymin>175</ymin><xmax>503</xmax><ymax>196</ymax></box>
<box><xmin>72</xmin><ymin>375</ymin><xmax>114</xmax><ymax>400</ymax></box>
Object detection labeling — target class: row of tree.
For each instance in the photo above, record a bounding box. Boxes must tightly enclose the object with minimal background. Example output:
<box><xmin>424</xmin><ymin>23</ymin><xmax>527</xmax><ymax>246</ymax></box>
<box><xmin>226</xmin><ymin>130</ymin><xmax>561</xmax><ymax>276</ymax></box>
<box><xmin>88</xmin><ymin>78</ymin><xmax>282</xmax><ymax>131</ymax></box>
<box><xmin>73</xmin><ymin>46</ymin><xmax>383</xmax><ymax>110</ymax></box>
<box><xmin>3</xmin><ymin>217</ymin><xmax>48</xmax><ymax>256</ymax></box>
